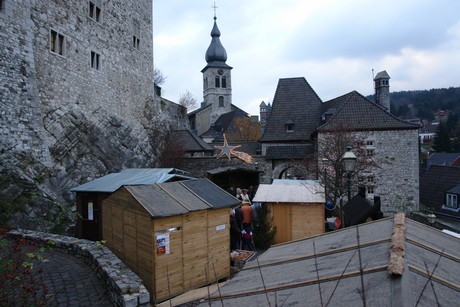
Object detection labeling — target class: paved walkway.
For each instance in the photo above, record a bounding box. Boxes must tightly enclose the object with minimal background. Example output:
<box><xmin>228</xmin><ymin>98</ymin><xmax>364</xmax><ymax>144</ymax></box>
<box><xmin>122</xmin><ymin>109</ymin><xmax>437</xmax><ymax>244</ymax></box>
<box><xmin>37</xmin><ymin>248</ymin><xmax>113</xmax><ymax>306</ymax></box>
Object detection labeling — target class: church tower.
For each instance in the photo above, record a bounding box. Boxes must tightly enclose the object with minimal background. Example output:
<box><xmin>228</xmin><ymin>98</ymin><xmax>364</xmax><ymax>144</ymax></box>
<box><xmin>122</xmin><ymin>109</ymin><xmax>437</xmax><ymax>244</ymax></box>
<box><xmin>201</xmin><ymin>14</ymin><xmax>232</xmax><ymax>125</ymax></box>
<box><xmin>374</xmin><ymin>70</ymin><xmax>390</xmax><ymax>111</ymax></box>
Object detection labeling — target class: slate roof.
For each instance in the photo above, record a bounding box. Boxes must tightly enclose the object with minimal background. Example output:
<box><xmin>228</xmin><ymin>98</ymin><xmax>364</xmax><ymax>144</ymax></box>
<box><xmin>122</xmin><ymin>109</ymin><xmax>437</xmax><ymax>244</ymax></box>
<box><xmin>260</xmin><ymin>77</ymin><xmax>323</xmax><ymax>142</ymax></box>
<box><xmin>429</xmin><ymin>152</ymin><xmax>460</xmax><ymax>167</ymax></box>
<box><xmin>342</xmin><ymin>194</ymin><xmax>381</xmax><ymax>226</ymax></box>
<box><xmin>200</xmin><ymin>216</ymin><xmax>460</xmax><ymax>306</ymax></box>
<box><xmin>318</xmin><ymin>91</ymin><xmax>420</xmax><ymax>132</ymax></box>
<box><xmin>70</xmin><ymin>168</ymin><xmax>191</xmax><ymax>193</ymax></box>
<box><xmin>171</xmin><ymin>130</ymin><xmax>213</xmax><ymax>153</ymax></box>
<box><xmin>123</xmin><ymin>178</ymin><xmax>240</xmax><ymax>217</ymax></box>
<box><xmin>420</xmin><ymin>165</ymin><xmax>460</xmax><ymax>218</ymax></box>
<box><xmin>264</xmin><ymin>144</ymin><xmax>314</xmax><ymax>159</ymax></box>
<box><xmin>200</xmin><ymin>108</ymin><xmax>249</xmax><ymax>141</ymax></box>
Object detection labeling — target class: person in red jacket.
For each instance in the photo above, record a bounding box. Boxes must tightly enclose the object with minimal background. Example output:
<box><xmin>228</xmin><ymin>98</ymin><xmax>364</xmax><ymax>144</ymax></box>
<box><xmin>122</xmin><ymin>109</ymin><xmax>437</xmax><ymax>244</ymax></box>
<box><xmin>241</xmin><ymin>200</ymin><xmax>254</xmax><ymax>228</ymax></box>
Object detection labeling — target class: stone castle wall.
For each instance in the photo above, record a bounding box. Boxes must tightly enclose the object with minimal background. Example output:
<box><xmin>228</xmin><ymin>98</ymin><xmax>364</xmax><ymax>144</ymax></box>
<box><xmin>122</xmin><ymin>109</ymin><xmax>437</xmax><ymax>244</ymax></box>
<box><xmin>0</xmin><ymin>1</ymin><xmax>175</xmax><ymax>228</ymax></box>
<box><xmin>370</xmin><ymin>129</ymin><xmax>420</xmax><ymax>214</ymax></box>
<box><xmin>318</xmin><ymin>129</ymin><xmax>420</xmax><ymax>215</ymax></box>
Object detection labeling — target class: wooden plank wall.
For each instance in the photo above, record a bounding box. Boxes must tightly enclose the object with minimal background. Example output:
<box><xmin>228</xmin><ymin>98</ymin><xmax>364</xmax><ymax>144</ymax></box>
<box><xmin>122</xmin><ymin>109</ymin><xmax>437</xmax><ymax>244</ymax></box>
<box><xmin>154</xmin><ymin>209</ymin><xmax>230</xmax><ymax>302</ymax></box>
<box><xmin>207</xmin><ymin>209</ymin><xmax>230</xmax><ymax>283</ymax></box>
<box><xmin>102</xmin><ymin>188</ymin><xmax>155</xmax><ymax>299</ymax></box>
<box><xmin>153</xmin><ymin>215</ymin><xmax>183</xmax><ymax>302</ymax></box>
<box><xmin>269</xmin><ymin>203</ymin><xmax>325</xmax><ymax>244</ymax></box>
<box><xmin>269</xmin><ymin>203</ymin><xmax>292</xmax><ymax>244</ymax></box>
<box><xmin>103</xmin><ymin>190</ymin><xmax>231</xmax><ymax>304</ymax></box>
<box><xmin>182</xmin><ymin>210</ymin><xmax>208</xmax><ymax>289</ymax></box>
<box><xmin>291</xmin><ymin>203</ymin><xmax>325</xmax><ymax>240</ymax></box>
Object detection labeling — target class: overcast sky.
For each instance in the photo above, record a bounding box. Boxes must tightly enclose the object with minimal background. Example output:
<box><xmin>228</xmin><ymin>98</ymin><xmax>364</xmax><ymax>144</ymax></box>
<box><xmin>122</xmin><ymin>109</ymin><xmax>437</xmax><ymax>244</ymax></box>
<box><xmin>153</xmin><ymin>0</ymin><xmax>460</xmax><ymax>116</ymax></box>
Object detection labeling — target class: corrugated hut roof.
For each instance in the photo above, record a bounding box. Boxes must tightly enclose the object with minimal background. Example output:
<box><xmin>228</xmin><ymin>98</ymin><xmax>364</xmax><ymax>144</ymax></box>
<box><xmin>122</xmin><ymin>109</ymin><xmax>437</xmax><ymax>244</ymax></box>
<box><xmin>200</xmin><ymin>215</ymin><xmax>460</xmax><ymax>306</ymax></box>
<box><xmin>260</xmin><ymin>77</ymin><xmax>323</xmax><ymax>142</ymax></box>
<box><xmin>124</xmin><ymin>178</ymin><xmax>240</xmax><ymax>217</ymax></box>
<box><xmin>253</xmin><ymin>181</ymin><xmax>324</xmax><ymax>203</ymax></box>
<box><xmin>70</xmin><ymin>168</ymin><xmax>191</xmax><ymax>193</ymax></box>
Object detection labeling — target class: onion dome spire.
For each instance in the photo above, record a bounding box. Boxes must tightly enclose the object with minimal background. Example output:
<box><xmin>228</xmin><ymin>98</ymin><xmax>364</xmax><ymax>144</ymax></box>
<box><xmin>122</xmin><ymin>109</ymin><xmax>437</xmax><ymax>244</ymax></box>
<box><xmin>205</xmin><ymin>16</ymin><xmax>228</xmax><ymax>64</ymax></box>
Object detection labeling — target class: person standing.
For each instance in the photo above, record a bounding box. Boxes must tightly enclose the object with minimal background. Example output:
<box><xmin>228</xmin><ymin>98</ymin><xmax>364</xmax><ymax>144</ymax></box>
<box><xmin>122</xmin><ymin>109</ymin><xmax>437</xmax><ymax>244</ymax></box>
<box><xmin>240</xmin><ymin>189</ymin><xmax>251</xmax><ymax>205</ymax></box>
<box><xmin>229</xmin><ymin>209</ymin><xmax>241</xmax><ymax>250</ymax></box>
<box><xmin>241</xmin><ymin>200</ymin><xmax>254</xmax><ymax>228</ymax></box>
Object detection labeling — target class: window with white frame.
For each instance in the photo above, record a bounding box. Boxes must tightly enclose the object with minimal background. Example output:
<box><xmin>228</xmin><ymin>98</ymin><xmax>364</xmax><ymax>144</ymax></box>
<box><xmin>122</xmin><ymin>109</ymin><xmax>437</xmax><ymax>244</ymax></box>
<box><xmin>50</xmin><ymin>29</ymin><xmax>65</xmax><ymax>56</ymax></box>
<box><xmin>367</xmin><ymin>186</ymin><xmax>374</xmax><ymax>195</ymax></box>
<box><xmin>446</xmin><ymin>193</ymin><xmax>458</xmax><ymax>209</ymax></box>
<box><xmin>132</xmin><ymin>20</ymin><xmax>140</xmax><ymax>49</ymax></box>
<box><xmin>90</xmin><ymin>51</ymin><xmax>101</xmax><ymax>70</ymax></box>
<box><xmin>89</xmin><ymin>0</ymin><xmax>102</xmax><ymax>22</ymax></box>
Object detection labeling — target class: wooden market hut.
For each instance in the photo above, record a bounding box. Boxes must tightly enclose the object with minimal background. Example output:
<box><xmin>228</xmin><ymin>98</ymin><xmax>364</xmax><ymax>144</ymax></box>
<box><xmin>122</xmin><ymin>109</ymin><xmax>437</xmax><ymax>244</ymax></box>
<box><xmin>253</xmin><ymin>179</ymin><xmax>325</xmax><ymax>244</ymax></box>
<box><xmin>71</xmin><ymin>168</ymin><xmax>191</xmax><ymax>241</ymax></box>
<box><xmin>101</xmin><ymin>178</ymin><xmax>240</xmax><ymax>304</ymax></box>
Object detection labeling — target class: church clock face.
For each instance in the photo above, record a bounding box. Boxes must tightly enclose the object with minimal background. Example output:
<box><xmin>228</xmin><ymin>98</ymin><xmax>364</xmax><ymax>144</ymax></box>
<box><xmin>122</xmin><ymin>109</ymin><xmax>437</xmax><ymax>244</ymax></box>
<box><xmin>217</xmin><ymin>69</ymin><xmax>224</xmax><ymax>75</ymax></box>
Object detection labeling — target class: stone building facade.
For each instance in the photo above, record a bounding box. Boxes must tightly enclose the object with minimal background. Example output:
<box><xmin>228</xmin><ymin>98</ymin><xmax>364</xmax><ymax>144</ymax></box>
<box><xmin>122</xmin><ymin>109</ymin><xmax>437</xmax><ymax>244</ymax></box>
<box><xmin>0</xmin><ymin>0</ymin><xmax>175</xmax><ymax>228</ymax></box>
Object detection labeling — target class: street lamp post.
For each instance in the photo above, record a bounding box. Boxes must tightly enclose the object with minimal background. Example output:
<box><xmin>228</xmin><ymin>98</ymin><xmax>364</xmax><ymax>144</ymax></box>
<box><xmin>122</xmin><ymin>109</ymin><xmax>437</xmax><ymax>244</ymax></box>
<box><xmin>341</xmin><ymin>146</ymin><xmax>357</xmax><ymax>202</ymax></box>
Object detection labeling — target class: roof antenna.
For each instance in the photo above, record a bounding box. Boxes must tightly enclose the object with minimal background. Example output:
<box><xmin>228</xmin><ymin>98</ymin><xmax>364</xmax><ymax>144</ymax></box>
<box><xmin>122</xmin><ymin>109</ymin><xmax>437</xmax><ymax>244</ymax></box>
<box><xmin>212</xmin><ymin>1</ymin><xmax>218</xmax><ymax>20</ymax></box>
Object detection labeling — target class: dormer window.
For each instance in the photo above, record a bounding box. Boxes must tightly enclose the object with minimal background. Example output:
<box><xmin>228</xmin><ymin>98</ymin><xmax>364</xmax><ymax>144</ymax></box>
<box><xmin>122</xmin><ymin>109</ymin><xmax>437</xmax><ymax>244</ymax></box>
<box><xmin>286</xmin><ymin>119</ymin><xmax>294</xmax><ymax>132</ymax></box>
<box><xmin>446</xmin><ymin>193</ymin><xmax>458</xmax><ymax>209</ymax></box>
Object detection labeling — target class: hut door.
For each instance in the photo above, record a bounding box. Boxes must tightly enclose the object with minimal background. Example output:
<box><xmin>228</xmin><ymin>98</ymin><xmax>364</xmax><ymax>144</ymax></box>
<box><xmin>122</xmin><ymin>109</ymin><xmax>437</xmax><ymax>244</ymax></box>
<box><xmin>81</xmin><ymin>195</ymin><xmax>101</xmax><ymax>241</ymax></box>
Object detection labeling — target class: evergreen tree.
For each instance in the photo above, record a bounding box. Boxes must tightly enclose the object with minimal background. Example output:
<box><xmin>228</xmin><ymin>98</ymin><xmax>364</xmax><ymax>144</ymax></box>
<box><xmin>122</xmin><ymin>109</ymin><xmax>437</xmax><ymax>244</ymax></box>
<box><xmin>433</xmin><ymin>122</ymin><xmax>452</xmax><ymax>152</ymax></box>
<box><xmin>253</xmin><ymin>205</ymin><xmax>276</xmax><ymax>250</ymax></box>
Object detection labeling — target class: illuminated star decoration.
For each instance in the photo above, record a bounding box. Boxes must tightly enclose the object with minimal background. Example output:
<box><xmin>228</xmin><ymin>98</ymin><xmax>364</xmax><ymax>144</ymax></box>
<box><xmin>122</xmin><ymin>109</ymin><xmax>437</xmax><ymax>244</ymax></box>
<box><xmin>215</xmin><ymin>134</ymin><xmax>241</xmax><ymax>161</ymax></box>
<box><xmin>215</xmin><ymin>134</ymin><xmax>253</xmax><ymax>164</ymax></box>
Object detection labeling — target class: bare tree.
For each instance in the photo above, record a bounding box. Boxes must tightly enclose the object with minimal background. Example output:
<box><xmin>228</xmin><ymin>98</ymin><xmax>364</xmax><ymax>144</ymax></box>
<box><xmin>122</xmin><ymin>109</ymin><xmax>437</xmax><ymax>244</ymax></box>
<box><xmin>153</xmin><ymin>67</ymin><xmax>166</xmax><ymax>86</ymax></box>
<box><xmin>178</xmin><ymin>90</ymin><xmax>198</xmax><ymax>111</ymax></box>
<box><xmin>317</xmin><ymin>122</ymin><xmax>378</xmax><ymax>214</ymax></box>
<box><xmin>157</xmin><ymin>130</ymin><xmax>185</xmax><ymax>168</ymax></box>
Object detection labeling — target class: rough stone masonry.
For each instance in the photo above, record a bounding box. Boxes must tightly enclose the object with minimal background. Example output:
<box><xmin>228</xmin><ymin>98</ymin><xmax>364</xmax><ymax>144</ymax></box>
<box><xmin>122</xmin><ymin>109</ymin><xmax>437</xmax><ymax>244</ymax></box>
<box><xmin>0</xmin><ymin>1</ymin><xmax>177</xmax><ymax>230</ymax></box>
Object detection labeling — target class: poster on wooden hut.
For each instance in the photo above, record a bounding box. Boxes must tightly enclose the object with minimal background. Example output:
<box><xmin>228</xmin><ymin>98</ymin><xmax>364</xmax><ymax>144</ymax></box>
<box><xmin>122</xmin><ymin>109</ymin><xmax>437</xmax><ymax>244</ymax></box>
<box><xmin>156</xmin><ymin>233</ymin><xmax>170</xmax><ymax>255</ymax></box>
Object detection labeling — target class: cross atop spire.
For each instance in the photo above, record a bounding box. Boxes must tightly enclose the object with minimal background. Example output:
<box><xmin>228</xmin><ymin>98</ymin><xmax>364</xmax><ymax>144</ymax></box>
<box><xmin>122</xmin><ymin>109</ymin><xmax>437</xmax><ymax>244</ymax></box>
<box><xmin>212</xmin><ymin>1</ymin><xmax>218</xmax><ymax>20</ymax></box>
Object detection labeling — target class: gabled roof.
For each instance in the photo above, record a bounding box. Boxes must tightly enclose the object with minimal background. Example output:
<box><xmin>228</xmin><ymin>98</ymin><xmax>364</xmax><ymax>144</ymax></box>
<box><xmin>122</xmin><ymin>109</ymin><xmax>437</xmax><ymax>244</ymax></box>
<box><xmin>253</xmin><ymin>180</ymin><xmax>324</xmax><ymax>203</ymax></box>
<box><xmin>203</xmin><ymin>215</ymin><xmax>460</xmax><ymax>305</ymax></box>
<box><xmin>318</xmin><ymin>91</ymin><xmax>420</xmax><ymax>132</ymax></box>
<box><xmin>70</xmin><ymin>168</ymin><xmax>191</xmax><ymax>193</ymax></box>
<box><xmin>171</xmin><ymin>130</ymin><xmax>213</xmax><ymax>152</ymax></box>
<box><xmin>429</xmin><ymin>152</ymin><xmax>460</xmax><ymax>167</ymax></box>
<box><xmin>420</xmin><ymin>165</ymin><xmax>460</xmax><ymax>218</ymax></box>
<box><xmin>200</xmin><ymin>109</ymin><xmax>249</xmax><ymax>140</ymax></box>
<box><xmin>342</xmin><ymin>193</ymin><xmax>381</xmax><ymax>225</ymax></box>
<box><xmin>260</xmin><ymin>77</ymin><xmax>323</xmax><ymax>142</ymax></box>
<box><xmin>123</xmin><ymin>179</ymin><xmax>240</xmax><ymax>217</ymax></box>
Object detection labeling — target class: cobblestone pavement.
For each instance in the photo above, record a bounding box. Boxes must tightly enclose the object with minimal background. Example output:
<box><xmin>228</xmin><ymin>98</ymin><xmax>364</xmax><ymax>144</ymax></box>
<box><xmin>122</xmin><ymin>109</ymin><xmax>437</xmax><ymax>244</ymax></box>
<box><xmin>38</xmin><ymin>249</ymin><xmax>113</xmax><ymax>306</ymax></box>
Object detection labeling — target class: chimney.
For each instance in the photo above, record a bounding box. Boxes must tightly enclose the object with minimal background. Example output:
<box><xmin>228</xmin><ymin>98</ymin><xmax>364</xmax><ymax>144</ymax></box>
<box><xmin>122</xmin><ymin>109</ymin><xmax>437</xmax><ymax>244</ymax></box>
<box><xmin>373</xmin><ymin>70</ymin><xmax>390</xmax><ymax>111</ymax></box>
